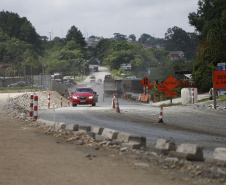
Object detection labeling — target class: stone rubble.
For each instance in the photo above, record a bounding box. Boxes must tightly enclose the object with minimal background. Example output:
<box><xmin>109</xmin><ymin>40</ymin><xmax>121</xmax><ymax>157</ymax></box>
<box><xmin>196</xmin><ymin>99</ymin><xmax>226</xmax><ymax>112</ymax></box>
<box><xmin>2</xmin><ymin>91</ymin><xmax>226</xmax><ymax>184</ymax></box>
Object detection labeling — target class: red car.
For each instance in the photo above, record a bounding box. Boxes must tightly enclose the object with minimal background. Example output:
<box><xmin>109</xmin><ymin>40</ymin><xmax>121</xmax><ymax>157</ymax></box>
<box><xmin>71</xmin><ymin>87</ymin><xmax>98</xmax><ymax>107</ymax></box>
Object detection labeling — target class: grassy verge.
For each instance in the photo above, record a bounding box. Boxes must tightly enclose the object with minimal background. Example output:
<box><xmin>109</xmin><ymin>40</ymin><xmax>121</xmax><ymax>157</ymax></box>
<box><xmin>74</xmin><ymin>75</ymin><xmax>87</xmax><ymax>83</ymax></box>
<box><xmin>218</xmin><ymin>94</ymin><xmax>226</xmax><ymax>99</ymax></box>
<box><xmin>198</xmin><ymin>98</ymin><xmax>210</xmax><ymax>103</ymax></box>
<box><xmin>198</xmin><ymin>94</ymin><xmax>226</xmax><ymax>103</ymax></box>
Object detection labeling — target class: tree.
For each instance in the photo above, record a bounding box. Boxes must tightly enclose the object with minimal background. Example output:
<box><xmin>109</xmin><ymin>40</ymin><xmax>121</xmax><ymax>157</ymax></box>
<box><xmin>188</xmin><ymin>0</ymin><xmax>226</xmax><ymax>91</ymax></box>
<box><xmin>128</xmin><ymin>34</ymin><xmax>136</xmax><ymax>42</ymax></box>
<box><xmin>47</xmin><ymin>59</ymin><xmax>70</xmax><ymax>74</ymax></box>
<box><xmin>165</xmin><ymin>26</ymin><xmax>198</xmax><ymax>60</ymax></box>
<box><xmin>53</xmin><ymin>37</ymin><xmax>63</xmax><ymax>43</ymax></box>
<box><xmin>104</xmin><ymin>50</ymin><xmax>135</xmax><ymax>70</ymax></box>
<box><xmin>188</xmin><ymin>0</ymin><xmax>226</xmax><ymax>35</ymax></box>
<box><xmin>138</xmin><ymin>33</ymin><xmax>152</xmax><ymax>45</ymax></box>
<box><xmin>65</xmin><ymin>26</ymin><xmax>86</xmax><ymax>48</ymax></box>
<box><xmin>96</xmin><ymin>39</ymin><xmax>115</xmax><ymax>62</ymax></box>
<box><xmin>138</xmin><ymin>33</ymin><xmax>165</xmax><ymax>48</ymax></box>
<box><xmin>66</xmin><ymin>40</ymin><xmax>80</xmax><ymax>50</ymax></box>
<box><xmin>0</xmin><ymin>11</ymin><xmax>41</xmax><ymax>47</ymax></box>
<box><xmin>113</xmin><ymin>41</ymin><xmax>131</xmax><ymax>51</ymax></box>
<box><xmin>113</xmin><ymin>33</ymin><xmax>127</xmax><ymax>42</ymax></box>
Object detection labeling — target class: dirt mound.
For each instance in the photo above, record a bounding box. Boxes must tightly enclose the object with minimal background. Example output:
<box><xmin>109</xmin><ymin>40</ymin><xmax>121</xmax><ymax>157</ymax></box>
<box><xmin>3</xmin><ymin>91</ymin><xmax>70</xmax><ymax>117</ymax></box>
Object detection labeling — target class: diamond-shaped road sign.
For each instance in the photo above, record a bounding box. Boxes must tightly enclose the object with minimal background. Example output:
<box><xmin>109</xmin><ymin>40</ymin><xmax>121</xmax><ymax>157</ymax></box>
<box><xmin>163</xmin><ymin>75</ymin><xmax>179</xmax><ymax>91</ymax></box>
<box><xmin>140</xmin><ymin>77</ymin><xmax>151</xmax><ymax>88</ymax></box>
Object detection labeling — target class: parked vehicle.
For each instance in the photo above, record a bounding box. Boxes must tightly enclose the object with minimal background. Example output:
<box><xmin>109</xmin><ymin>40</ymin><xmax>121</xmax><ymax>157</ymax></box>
<box><xmin>16</xmin><ymin>81</ymin><xmax>25</xmax><ymax>87</ymax></box>
<box><xmin>8</xmin><ymin>81</ymin><xmax>25</xmax><ymax>87</ymax></box>
<box><xmin>71</xmin><ymin>87</ymin><xmax>98</xmax><ymax>107</ymax></box>
<box><xmin>8</xmin><ymin>83</ymin><xmax>18</xmax><ymax>87</ymax></box>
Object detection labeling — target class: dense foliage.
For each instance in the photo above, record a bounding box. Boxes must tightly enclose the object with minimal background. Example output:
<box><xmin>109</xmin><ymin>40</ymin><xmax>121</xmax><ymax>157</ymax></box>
<box><xmin>165</xmin><ymin>26</ymin><xmax>198</xmax><ymax>60</ymax></box>
<box><xmin>0</xmin><ymin>11</ymin><xmax>42</xmax><ymax>49</ymax></box>
<box><xmin>95</xmin><ymin>38</ymin><xmax>192</xmax><ymax>81</ymax></box>
<box><xmin>1</xmin><ymin>10</ymin><xmax>199</xmax><ymax>87</ymax></box>
<box><xmin>188</xmin><ymin>0</ymin><xmax>226</xmax><ymax>91</ymax></box>
<box><xmin>0</xmin><ymin>12</ymin><xmax>88</xmax><ymax>77</ymax></box>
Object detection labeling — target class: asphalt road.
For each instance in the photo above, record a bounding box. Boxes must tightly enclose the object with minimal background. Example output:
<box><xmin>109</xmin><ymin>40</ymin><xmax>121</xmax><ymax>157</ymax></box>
<box><xmin>39</xmin><ymin>66</ymin><xmax>226</xmax><ymax>157</ymax></box>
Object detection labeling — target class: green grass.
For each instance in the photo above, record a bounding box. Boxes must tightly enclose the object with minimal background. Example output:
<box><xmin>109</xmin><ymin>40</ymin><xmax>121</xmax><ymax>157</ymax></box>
<box><xmin>218</xmin><ymin>94</ymin><xmax>226</xmax><ymax>99</ymax></box>
<box><xmin>198</xmin><ymin>98</ymin><xmax>210</xmax><ymax>103</ymax></box>
<box><xmin>198</xmin><ymin>94</ymin><xmax>226</xmax><ymax>103</ymax></box>
<box><xmin>74</xmin><ymin>75</ymin><xmax>87</xmax><ymax>82</ymax></box>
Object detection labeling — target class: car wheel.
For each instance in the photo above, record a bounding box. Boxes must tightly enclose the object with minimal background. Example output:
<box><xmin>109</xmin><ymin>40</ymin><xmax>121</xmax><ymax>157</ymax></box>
<box><xmin>92</xmin><ymin>103</ymin><xmax>96</xmax><ymax>106</ymax></box>
<box><xmin>72</xmin><ymin>104</ymin><xmax>77</xmax><ymax>107</ymax></box>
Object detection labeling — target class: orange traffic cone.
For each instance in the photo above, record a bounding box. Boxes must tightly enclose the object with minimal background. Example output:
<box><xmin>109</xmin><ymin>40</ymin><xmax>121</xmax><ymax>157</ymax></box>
<box><xmin>158</xmin><ymin>106</ymin><xmax>163</xmax><ymax>123</ymax></box>
<box><xmin>111</xmin><ymin>98</ymin><xmax>115</xmax><ymax>109</ymax></box>
<box><xmin>124</xmin><ymin>92</ymin><xmax>126</xmax><ymax>99</ymax></box>
<box><xmin>115</xmin><ymin>98</ymin><xmax>120</xmax><ymax>113</ymax></box>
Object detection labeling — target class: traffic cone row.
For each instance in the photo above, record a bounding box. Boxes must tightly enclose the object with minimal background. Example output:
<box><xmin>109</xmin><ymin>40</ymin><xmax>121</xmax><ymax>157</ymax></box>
<box><xmin>115</xmin><ymin>98</ymin><xmax>120</xmax><ymax>113</ymax></box>
<box><xmin>158</xmin><ymin>106</ymin><xmax>163</xmax><ymax>123</ymax></box>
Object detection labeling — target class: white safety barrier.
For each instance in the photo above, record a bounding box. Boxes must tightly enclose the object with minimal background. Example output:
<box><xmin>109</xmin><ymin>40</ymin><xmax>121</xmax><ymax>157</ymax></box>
<box><xmin>111</xmin><ymin>94</ymin><xmax>115</xmax><ymax>109</ymax></box>
<box><xmin>48</xmin><ymin>93</ymin><xmax>50</xmax><ymax>109</ymax></box>
<box><xmin>158</xmin><ymin>106</ymin><xmax>163</xmax><ymax>123</ymax></box>
<box><xmin>115</xmin><ymin>98</ymin><xmax>120</xmax><ymax>113</ymax></box>
<box><xmin>34</xmin><ymin>96</ymin><xmax>38</xmax><ymax>120</ymax></box>
<box><xmin>30</xmin><ymin>95</ymin><xmax>34</xmax><ymax>118</ymax></box>
<box><xmin>191</xmin><ymin>88</ymin><xmax>194</xmax><ymax>104</ymax></box>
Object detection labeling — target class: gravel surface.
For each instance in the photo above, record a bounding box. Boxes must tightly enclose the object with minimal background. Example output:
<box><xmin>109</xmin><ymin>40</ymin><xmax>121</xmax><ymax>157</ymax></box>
<box><xmin>2</xmin><ymin>66</ymin><xmax>226</xmax><ymax>184</ymax></box>
<box><xmin>2</xmin><ymin>90</ymin><xmax>226</xmax><ymax>185</ymax></box>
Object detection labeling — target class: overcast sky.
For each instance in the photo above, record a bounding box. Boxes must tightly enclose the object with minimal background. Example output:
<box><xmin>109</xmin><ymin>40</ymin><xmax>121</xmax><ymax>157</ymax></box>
<box><xmin>2</xmin><ymin>0</ymin><xmax>199</xmax><ymax>39</ymax></box>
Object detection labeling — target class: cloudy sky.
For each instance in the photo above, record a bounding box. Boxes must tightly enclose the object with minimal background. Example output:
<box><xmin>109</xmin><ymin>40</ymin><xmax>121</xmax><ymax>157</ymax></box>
<box><xmin>2</xmin><ymin>0</ymin><xmax>199</xmax><ymax>39</ymax></box>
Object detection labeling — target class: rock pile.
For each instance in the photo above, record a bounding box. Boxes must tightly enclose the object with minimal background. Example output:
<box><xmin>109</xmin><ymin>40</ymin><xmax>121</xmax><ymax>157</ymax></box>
<box><xmin>4</xmin><ymin>91</ymin><xmax>69</xmax><ymax>116</ymax></box>
<box><xmin>196</xmin><ymin>99</ymin><xmax>226</xmax><ymax>111</ymax></box>
<box><xmin>3</xmin><ymin>91</ymin><xmax>226</xmax><ymax>184</ymax></box>
<box><xmin>33</xmin><ymin>120</ymin><xmax>226</xmax><ymax>184</ymax></box>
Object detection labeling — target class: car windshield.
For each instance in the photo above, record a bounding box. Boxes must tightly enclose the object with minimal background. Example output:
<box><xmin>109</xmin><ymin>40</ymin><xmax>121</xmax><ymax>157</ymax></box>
<box><xmin>75</xmin><ymin>88</ymin><xmax>92</xmax><ymax>93</ymax></box>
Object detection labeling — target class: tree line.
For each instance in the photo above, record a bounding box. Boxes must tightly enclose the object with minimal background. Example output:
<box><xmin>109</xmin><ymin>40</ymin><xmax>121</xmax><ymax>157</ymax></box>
<box><xmin>0</xmin><ymin>0</ymin><xmax>225</xmax><ymax>92</ymax></box>
<box><xmin>189</xmin><ymin>0</ymin><xmax>226</xmax><ymax>91</ymax></box>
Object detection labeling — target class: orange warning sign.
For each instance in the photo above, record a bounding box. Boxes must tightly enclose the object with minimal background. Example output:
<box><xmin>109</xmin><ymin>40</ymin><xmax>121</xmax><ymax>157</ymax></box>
<box><xmin>148</xmin><ymin>84</ymin><xmax>154</xmax><ymax>90</ymax></box>
<box><xmin>140</xmin><ymin>77</ymin><xmax>151</xmax><ymax>88</ymax></box>
<box><xmin>213</xmin><ymin>71</ymin><xmax>226</xmax><ymax>89</ymax></box>
<box><xmin>158</xmin><ymin>84</ymin><xmax>169</xmax><ymax>92</ymax></box>
<box><xmin>165</xmin><ymin>91</ymin><xmax>177</xmax><ymax>97</ymax></box>
<box><xmin>163</xmin><ymin>75</ymin><xmax>179</xmax><ymax>91</ymax></box>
